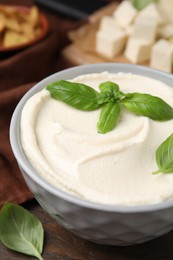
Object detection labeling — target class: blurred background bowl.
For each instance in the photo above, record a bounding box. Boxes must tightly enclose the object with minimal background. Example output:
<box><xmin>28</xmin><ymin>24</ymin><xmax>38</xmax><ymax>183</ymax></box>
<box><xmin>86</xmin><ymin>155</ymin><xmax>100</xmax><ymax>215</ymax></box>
<box><xmin>0</xmin><ymin>5</ymin><xmax>49</xmax><ymax>53</ymax></box>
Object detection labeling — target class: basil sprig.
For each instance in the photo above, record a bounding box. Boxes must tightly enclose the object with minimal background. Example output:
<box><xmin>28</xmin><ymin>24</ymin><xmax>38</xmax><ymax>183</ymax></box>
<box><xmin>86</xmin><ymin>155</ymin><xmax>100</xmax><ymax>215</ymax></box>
<box><xmin>131</xmin><ymin>0</ymin><xmax>158</xmax><ymax>10</ymax></box>
<box><xmin>46</xmin><ymin>80</ymin><xmax>173</xmax><ymax>134</ymax></box>
<box><xmin>153</xmin><ymin>133</ymin><xmax>173</xmax><ymax>174</ymax></box>
<box><xmin>0</xmin><ymin>202</ymin><xmax>44</xmax><ymax>260</ymax></box>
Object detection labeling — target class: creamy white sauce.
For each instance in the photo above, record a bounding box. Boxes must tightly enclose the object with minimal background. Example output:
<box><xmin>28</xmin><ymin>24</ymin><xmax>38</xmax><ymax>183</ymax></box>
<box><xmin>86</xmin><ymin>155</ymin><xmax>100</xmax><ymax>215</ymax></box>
<box><xmin>20</xmin><ymin>72</ymin><xmax>173</xmax><ymax>205</ymax></box>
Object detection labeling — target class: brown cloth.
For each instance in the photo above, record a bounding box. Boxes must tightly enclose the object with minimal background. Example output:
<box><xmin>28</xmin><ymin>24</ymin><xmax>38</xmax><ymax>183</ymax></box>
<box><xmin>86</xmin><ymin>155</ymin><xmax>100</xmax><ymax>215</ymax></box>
<box><xmin>0</xmin><ymin>83</ymin><xmax>34</xmax><ymax>206</ymax></box>
<box><xmin>0</xmin><ymin>0</ymin><xmax>83</xmax><ymax>207</ymax></box>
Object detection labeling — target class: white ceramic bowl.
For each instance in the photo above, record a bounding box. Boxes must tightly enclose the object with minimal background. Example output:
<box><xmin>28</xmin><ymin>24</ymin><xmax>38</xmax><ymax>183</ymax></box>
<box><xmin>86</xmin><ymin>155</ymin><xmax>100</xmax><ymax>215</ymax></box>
<box><xmin>10</xmin><ymin>63</ymin><xmax>173</xmax><ymax>246</ymax></box>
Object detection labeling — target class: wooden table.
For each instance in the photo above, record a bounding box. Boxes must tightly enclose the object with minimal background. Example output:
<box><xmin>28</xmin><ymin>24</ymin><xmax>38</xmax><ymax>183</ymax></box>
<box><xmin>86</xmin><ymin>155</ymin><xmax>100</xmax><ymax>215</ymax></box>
<box><xmin>1</xmin><ymin>199</ymin><xmax>173</xmax><ymax>259</ymax></box>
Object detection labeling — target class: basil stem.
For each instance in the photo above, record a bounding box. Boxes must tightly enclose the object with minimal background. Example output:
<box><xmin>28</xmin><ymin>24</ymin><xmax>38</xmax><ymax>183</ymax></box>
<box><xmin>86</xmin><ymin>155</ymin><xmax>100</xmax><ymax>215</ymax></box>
<box><xmin>122</xmin><ymin>93</ymin><xmax>173</xmax><ymax>121</ymax></box>
<box><xmin>153</xmin><ymin>133</ymin><xmax>173</xmax><ymax>174</ymax></box>
<box><xmin>0</xmin><ymin>203</ymin><xmax>44</xmax><ymax>260</ymax></box>
<box><xmin>46</xmin><ymin>80</ymin><xmax>101</xmax><ymax>111</ymax></box>
<box><xmin>97</xmin><ymin>102</ymin><xmax>120</xmax><ymax>134</ymax></box>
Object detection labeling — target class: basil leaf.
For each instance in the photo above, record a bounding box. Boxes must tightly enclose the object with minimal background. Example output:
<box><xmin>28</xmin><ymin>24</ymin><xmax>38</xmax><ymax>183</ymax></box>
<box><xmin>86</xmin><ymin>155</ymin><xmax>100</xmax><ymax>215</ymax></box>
<box><xmin>97</xmin><ymin>102</ymin><xmax>120</xmax><ymax>134</ymax></box>
<box><xmin>0</xmin><ymin>202</ymin><xmax>44</xmax><ymax>260</ymax></box>
<box><xmin>123</xmin><ymin>93</ymin><xmax>173</xmax><ymax>121</ymax></box>
<box><xmin>132</xmin><ymin>0</ymin><xmax>158</xmax><ymax>10</ymax></box>
<box><xmin>98</xmin><ymin>81</ymin><xmax>121</xmax><ymax>104</ymax></box>
<box><xmin>153</xmin><ymin>133</ymin><xmax>173</xmax><ymax>174</ymax></box>
<box><xmin>46</xmin><ymin>80</ymin><xmax>101</xmax><ymax>111</ymax></box>
<box><xmin>99</xmin><ymin>81</ymin><xmax>119</xmax><ymax>93</ymax></box>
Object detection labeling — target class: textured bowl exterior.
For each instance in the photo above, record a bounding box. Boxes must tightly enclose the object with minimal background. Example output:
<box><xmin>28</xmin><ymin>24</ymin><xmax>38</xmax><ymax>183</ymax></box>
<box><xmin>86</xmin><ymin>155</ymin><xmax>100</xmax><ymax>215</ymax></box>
<box><xmin>19</xmin><ymin>166</ymin><xmax>173</xmax><ymax>246</ymax></box>
<box><xmin>10</xmin><ymin>63</ymin><xmax>173</xmax><ymax>246</ymax></box>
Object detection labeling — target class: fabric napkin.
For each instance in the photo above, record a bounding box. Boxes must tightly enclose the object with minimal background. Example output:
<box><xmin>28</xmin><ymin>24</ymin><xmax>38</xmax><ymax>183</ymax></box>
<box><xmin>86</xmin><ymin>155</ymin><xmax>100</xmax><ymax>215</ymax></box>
<box><xmin>0</xmin><ymin>1</ymin><xmax>83</xmax><ymax>207</ymax></box>
<box><xmin>0</xmin><ymin>82</ymin><xmax>34</xmax><ymax>207</ymax></box>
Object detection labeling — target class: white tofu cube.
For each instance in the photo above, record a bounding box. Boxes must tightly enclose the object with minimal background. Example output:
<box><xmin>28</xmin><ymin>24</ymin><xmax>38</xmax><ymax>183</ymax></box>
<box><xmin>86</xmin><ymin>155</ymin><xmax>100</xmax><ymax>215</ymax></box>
<box><xmin>169</xmin><ymin>37</ymin><xmax>173</xmax><ymax>44</ymax></box>
<box><xmin>113</xmin><ymin>0</ymin><xmax>137</xmax><ymax>28</ymax></box>
<box><xmin>124</xmin><ymin>37</ymin><xmax>152</xmax><ymax>63</ymax></box>
<box><xmin>138</xmin><ymin>3</ymin><xmax>164</xmax><ymax>26</ymax></box>
<box><xmin>99</xmin><ymin>16</ymin><xmax>121</xmax><ymax>32</ymax></box>
<box><xmin>159</xmin><ymin>0</ymin><xmax>173</xmax><ymax>23</ymax></box>
<box><xmin>158</xmin><ymin>23</ymin><xmax>173</xmax><ymax>39</ymax></box>
<box><xmin>132</xmin><ymin>15</ymin><xmax>158</xmax><ymax>43</ymax></box>
<box><xmin>125</xmin><ymin>24</ymin><xmax>134</xmax><ymax>36</ymax></box>
<box><xmin>96</xmin><ymin>29</ymin><xmax>127</xmax><ymax>59</ymax></box>
<box><xmin>156</xmin><ymin>2</ymin><xmax>170</xmax><ymax>24</ymax></box>
<box><xmin>150</xmin><ymin>39</ymin><xmax>173</xmax><ymax>73</ymax></box>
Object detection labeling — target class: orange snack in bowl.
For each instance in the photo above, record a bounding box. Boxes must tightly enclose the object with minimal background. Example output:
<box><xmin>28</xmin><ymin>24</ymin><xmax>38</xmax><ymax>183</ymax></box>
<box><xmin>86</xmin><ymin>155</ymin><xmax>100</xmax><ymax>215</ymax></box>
<box><xmin>0</xmin><ymin>5</ymin><xmax>43</xmax><ymax>48</ymax></box>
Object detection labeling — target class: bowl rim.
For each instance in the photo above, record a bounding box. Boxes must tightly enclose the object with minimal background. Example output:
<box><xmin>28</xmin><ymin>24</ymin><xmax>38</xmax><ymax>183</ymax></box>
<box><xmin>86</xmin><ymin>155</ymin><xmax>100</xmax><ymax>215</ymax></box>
<box><xmin>10</xmin><ymin>62</ymin><xmax>173</xmax><ymax>213</ymax></box>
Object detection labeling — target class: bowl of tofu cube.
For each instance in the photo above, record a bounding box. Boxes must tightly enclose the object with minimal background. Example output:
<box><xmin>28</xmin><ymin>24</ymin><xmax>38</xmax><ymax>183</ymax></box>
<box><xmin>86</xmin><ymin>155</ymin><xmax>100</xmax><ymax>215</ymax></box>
<box><xmin>95</xmin><ymin>0</ymin><xmax>173</xmax><ymax>73</ymax></box>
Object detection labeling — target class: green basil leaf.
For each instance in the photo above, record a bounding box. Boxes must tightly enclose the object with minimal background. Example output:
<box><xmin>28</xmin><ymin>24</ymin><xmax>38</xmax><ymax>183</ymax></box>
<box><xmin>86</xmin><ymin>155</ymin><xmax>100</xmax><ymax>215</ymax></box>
<box><xmin>97</xmin><ymin>102</ymin><xmax>120</xmax><ymax>134</ymax></box>
<box><xmin>99</xmin><ymin>81</ymin><xmax>119</xmax><ymax>93</ymax></box>
<box><xmin>97</xmin><ymin>92</ymin><xmax>114</xmax><ymax>104</ymax></box>
<box><xmin>153</xmin><ymin>133</ymin><xmax>173</xmax><ymax>174</ymax></box>
<box><xmin>132</xmin><ymin>0</ymin><xmax>158</xmax><ymax>10</ymax></box>
<box><xmin>123</xmin><ymin>93</ymin><xmax>173</xmax><ymax>121</ymax></box>
<box><xmin>98</xmin><ymin>81</ymin><xmax>121</xmax><ymax>104</ymax></box>
<box><xmin>0</xmin><ymin>202</ymin><xmax>44</xmax><ymax>260</ymax></box>
<box><xmin>46</xmin><ymin>80</ymin><xmax>101</xmax><ymax>111</ymax></box>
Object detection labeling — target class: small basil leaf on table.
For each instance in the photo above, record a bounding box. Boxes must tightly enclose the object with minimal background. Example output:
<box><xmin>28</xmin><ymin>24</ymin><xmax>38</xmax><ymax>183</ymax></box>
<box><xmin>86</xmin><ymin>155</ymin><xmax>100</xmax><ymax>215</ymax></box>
<box><xmin>0</xmin><ymin>202</ymin><xmax>44</xmax><ymax>260</ymax></box>
<box><xmin>97</xmin><ymin>102</ymin><xmax>120</xmax><ymax>134</ymax></box>
<box><xmin>122</xmin><ymin>93</ymin><xmax>173</xmax><ymax>121</ymax></box>
<box><xmin>132</xmin><ymin>0</ymin><xmax>158</xmax><ymax>10</ymax></box>
<box><xmin>46</xmin><ymin>80</ymin><xmax>101</xmax><ymax>111</ymax></box>
<box><xmin>153</xmin><ymin>133</ymin><xmax>173</xmax><ymax>174</ymax></box>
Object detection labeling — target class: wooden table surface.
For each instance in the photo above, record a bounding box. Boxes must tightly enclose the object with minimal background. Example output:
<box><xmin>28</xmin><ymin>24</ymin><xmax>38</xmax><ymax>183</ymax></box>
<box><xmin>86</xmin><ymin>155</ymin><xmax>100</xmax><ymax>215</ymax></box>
<box><xmin>1</xmin><ymin>199</ymin><xmax>173</xmax><ymax>260</ymax></box>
